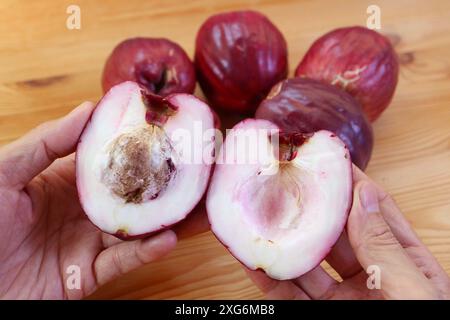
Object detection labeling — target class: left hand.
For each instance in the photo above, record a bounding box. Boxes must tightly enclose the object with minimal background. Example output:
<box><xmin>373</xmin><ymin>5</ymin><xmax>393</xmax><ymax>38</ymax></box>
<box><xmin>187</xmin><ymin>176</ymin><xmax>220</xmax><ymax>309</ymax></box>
<box><xmin>0</xmin><ymin>102</ymin><xmax>180</xmax><ymax>299</ymax></box>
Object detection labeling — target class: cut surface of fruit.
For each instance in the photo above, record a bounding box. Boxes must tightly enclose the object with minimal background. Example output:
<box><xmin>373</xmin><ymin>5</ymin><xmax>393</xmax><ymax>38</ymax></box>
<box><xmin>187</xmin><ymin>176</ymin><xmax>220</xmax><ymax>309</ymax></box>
<box><xmin>76</xmin><ymin>81</ymin><xmax>215</xmax><ymax>239</ymax></box>
<box><xmin>207</xmin><ymin>119</ymin><xmax>352</xmax><ymax>280</ymax></box>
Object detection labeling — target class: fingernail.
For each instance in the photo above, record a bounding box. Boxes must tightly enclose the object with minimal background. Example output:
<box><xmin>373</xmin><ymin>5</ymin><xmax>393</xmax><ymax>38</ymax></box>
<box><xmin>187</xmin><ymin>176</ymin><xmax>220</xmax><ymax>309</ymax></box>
<box><xmin>359</xmin><ymin>182</ymin><xmax>380</xmax><ymax>213</ymax></box>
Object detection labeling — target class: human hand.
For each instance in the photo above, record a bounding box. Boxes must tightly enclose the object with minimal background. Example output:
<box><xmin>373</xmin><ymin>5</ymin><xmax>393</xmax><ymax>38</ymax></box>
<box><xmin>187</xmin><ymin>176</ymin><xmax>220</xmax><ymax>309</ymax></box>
<box><xmin>246</xmin><ymin>166</ymin><xmax>450</xmax><ymax>300</ymax></box>
<box><xmin>0</xmin><ymin>102</ymin><xmax>186</xmax><ymax>299</ymax></box>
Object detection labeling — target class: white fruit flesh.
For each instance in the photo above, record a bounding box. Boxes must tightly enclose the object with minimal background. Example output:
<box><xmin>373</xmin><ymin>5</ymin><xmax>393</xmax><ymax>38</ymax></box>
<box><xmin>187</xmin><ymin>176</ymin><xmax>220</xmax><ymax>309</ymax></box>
<box><xmin>207</xmin><ymin>119</ymin><xmax>352</xmax><ymax>280</ymax></box>
<box><xmin>77</xmin><ymin>81</ymin><xmax>215</xmax><ymax>237</ymax></box>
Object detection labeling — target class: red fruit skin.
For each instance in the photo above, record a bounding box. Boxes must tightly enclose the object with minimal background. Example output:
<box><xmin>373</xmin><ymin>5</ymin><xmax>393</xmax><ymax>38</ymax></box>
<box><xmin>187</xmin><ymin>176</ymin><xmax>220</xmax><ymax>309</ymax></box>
<box><xmin>102</xmin><ymin>38</ymin><xmax>196</xmax><ymax>96</ymax></box>
<box><xmin>256</xmin><ymin>78</ymin><xmax>373</xmax><ymax>170</ymax></box>
<box><xmin>295</xmin><ymin>26</ymin><xmax>399</xmax><ymax>121</ymax></box>
<box><xmin>195</xmin><ymin>10</ymin><xmax>288</xmax><ymax>114</ymax></box>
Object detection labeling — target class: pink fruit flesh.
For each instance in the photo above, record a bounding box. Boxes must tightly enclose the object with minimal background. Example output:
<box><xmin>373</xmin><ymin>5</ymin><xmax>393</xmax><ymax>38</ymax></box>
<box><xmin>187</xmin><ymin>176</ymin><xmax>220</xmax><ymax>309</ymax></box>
<box><xmin>207</xmin><ymin>119</ymin><xmax>353</xmax><ymax>280</ymax></box>
<box><xmin>102</xmin><ymin>38</ymin><xmax>196</xmax><ymax>96</ymax></box>
<box><xmin>195</xmin><ymin>10</ymin><xmax>288</xmax><ymax>114</ymax></box>
<box><xmin>256</xmin><ymin>78</ymin><xmax>373</xmax><ymax>170</ymax></box>
<box><xmin>295</xmin><ymin>26</ymin><xmax>399</xmax><ymax>121</ymax></box>
<box><xmin>76</xmin><ymin>81</ymin><xmax>215</xmax><ymax>239</ymax></box>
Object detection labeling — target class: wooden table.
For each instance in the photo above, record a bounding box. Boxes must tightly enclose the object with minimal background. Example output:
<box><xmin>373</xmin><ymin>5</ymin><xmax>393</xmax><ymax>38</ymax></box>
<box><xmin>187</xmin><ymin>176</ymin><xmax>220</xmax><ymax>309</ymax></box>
<box><xmin>1</xmin><ymin>0</ymin><xmax>449</xmax><ymax>299</ymax></box>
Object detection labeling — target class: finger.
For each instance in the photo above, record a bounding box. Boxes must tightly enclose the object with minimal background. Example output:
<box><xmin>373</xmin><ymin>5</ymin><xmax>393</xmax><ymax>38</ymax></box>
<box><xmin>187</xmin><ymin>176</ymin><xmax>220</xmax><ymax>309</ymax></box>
<box><xmin>351</xmin><ymin>168</ymin><xmax>450</xmax><ymax>295</ymax></box>
<box><xmin>321</xmin><ymin>165</ymin><xmax>364</xmax><ymax>279</ymax></box>
<box><xmin>0</xmin><ymin>101</ymin><xmax>95</xmax><ymax>189</ymax></box>
<box><xmin>325</xmin><ymin>231</ymin><xmax>362</xmax><ymax>279</ymax></box>
<box><xmin>245</xmin><ymin>268</ymin><xmax>310</xmax><ymax>300</ymax></box>
<box><xmin>347</xmin><ymin>181</ymin><xmax>438</xmax><ymax>299</ymax></box>
<box><xmin>173</xmin><ymin>198</ymin><xmax>210</xmax><ymax>239</ymax></box>
<box><xmin>93</xmin><ymin>230</ymin><xmax>177</xmax><ymax>287</ymax></box>
<box><xmin>375</xmin><ymin>183</ymin><xmax>450</xmax><ymax>296</ymax></box>
<box><xmin>293</xmin><ymin>265</ymin><xmax>338</xmax><ymax>299</ymax></box>
<box><xmin>352</xmin><ymin>165</ymin><xmax>367</xmax><ymax>183</ymax></box>
<box><xmin>101</xmin><ymin>233</ymin><xmax>124</xmax><ymax>248</ymax></box>
<box><xmin>41</xmin><ymin>153</ymin><xmax>78</xmax><ymax>186</ymax></box>
<box><xmin>352</xmin><ymin>166</ymin><xmax>423</xmax><ymax>248</ymax></box>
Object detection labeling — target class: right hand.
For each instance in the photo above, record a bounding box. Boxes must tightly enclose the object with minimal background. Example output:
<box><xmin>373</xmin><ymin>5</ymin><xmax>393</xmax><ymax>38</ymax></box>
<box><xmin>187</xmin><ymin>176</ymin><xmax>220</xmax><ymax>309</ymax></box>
<box><xmin>246</xmin><ymin>166</ymin><xmax>450</xmax><ymax>300</ymax></box>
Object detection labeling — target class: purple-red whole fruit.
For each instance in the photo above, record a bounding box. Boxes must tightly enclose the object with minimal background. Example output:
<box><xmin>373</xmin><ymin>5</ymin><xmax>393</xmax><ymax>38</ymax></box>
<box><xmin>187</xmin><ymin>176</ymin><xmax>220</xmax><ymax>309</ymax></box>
<box><xmin>195</xmin><ymin>10</ymin><xmax>288</xmax><ymax>114</ymax></box>
<box><xmin>256</xmin><ymin>77</ymin><xmax>373</xmax><ymax>170</ymax></box>
<box><xmin>102</xmin><ymin>38</ymin><xmax>196</xmax><ymax>96</ymax></box>
<box><xmin>207</xmin><ymin>119</ymin><xmax>353</xmax><ymax>280</ymax></box>
<box><xmin>295</xmin><ymin>26</ymin><xmax>399</xmax><ymax>121</ymax></box>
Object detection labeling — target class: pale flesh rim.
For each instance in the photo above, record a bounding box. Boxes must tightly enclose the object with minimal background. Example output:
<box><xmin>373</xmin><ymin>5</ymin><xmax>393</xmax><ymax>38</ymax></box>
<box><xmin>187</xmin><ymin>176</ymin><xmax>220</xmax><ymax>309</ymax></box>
<box><xmin>76</xmin><ymin>81</ymin><xmax>214</xmax><ymax>237</ymax></box>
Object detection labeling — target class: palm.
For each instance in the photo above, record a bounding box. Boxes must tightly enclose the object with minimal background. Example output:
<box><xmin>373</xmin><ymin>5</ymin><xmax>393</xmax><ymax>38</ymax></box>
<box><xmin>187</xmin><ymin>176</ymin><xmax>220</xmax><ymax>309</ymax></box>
<box><xmin>321</xmin><ymin>271</ymin><xmax>381</xmax><ymax>300</ymax></box>
<box><xmin>0</xmin><ymin>157</ymin><xmax>101</xmax><ymax>299</ymax></box>
<box><xmin>0</xmin><ymin>102</ymin><xmax>179</xmax><ymax>300</ymax></box>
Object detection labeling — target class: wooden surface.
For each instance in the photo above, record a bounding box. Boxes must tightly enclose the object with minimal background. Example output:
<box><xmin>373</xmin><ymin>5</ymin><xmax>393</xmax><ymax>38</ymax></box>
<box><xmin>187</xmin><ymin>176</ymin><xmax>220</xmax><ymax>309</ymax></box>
<box><xmin>0</xmin><ymin>0</ymin><xmax>449</xmax><ymax>299</ymax></box>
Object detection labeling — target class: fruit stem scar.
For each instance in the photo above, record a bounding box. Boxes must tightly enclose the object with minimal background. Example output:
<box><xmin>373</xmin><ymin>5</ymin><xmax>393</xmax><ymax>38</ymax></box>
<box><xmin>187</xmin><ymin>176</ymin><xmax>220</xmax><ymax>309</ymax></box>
<box><xmin>135</xmin><ymin>62</ymin><xmax>169</xmax><ymax>94</ymax></box>
<box><xmin>115</xmin><ymin>228</ymin><xmax>128</xmax><ymax>238</ymax></box>
<box><xmin>331</xmin><ymin>65</ymin><xmax>367</xmax><ymax>89</ymax></box>
<box><xmin>153</xmin><ymin>67</ymin><xmax>168</xmax><ymax>93</ymax></box>
<box><xmin>273</xmin><ymin>132</ymin><xmax>311</xmax><ymax>162</ymax></box>
<box><xmin>141</xmin><ymin>90</ymin><xmax>178</xmax><ymax>126</ymax></box>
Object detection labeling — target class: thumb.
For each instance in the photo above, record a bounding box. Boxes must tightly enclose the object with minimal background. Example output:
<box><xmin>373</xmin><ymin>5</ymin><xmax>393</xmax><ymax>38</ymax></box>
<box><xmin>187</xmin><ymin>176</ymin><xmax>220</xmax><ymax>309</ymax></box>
<box><xmin>92</xmin><ymin>230</ymin><xmax>177</xmax><ymax>292</ymax></box>
<box><xmin>347</xmin><ymin>181</ymin><xmax>437</xmax><ymax>299</ymax></box>
<box><xmin>0</xmin><ymin>101</ymin><xmax>95</xmax><ymax>189</ymax></box>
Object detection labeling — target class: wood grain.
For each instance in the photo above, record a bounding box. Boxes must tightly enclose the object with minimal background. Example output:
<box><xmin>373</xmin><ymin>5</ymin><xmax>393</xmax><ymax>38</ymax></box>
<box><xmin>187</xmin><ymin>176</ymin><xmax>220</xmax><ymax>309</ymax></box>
<box><xmin>1</xmin><ymin>0</ymin><xmax>449</xmax><ymax>299</ymax></box>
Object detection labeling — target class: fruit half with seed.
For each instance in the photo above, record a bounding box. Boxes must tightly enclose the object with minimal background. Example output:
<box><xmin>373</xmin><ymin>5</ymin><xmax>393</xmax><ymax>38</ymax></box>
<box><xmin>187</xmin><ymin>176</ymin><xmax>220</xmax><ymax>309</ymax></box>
<box><xmin>207</xmin><ymin>119</ymin><xmax>352</xmax><ymax>280</ymax></box>
<box><xmin>76</xmin><ymin>81</ymin><xmax>215</xmax><ymax>239</ymax></box>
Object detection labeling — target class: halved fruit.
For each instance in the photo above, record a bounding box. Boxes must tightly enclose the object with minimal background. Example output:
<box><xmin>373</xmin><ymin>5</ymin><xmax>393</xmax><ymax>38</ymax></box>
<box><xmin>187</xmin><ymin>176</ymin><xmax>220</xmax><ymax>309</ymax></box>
<box><xmin>206</xmin><ymin>119</ymin><xmax>352</xmax><ymax>280</ymax></box>
<box><xmin>76</xmin><ymin>81</ymin><xmax>215</xmax><ymax>239</ymax></box>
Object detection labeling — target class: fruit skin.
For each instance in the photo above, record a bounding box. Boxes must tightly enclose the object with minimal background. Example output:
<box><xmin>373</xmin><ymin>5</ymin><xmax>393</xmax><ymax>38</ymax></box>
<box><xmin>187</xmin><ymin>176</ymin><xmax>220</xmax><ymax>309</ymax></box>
<box><xmin>102</xmin><ymin>38</ymin><xmax>196</xmax><ymax>96</ymax></box>
<box><xmin>195</xmin><ymin>10</ymin><xmax>288</xmax><ymax>114</ymax></box>
<box><xmin>295</xmin><ymin>26</ymin><xmax>399</xmax><ymax>121</ymax></box>
<box><xmin>256</xmin><ymin>77</ymin><xmax>373</xmax><ymax>170</ymax></box>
